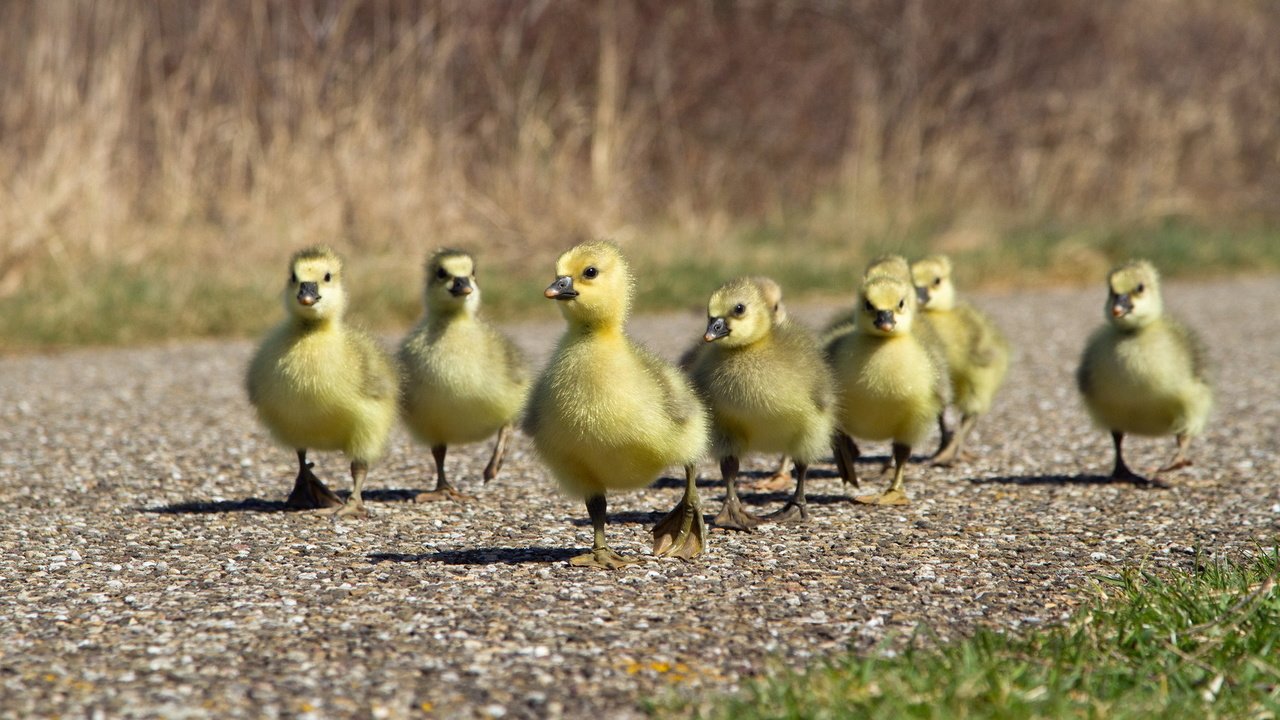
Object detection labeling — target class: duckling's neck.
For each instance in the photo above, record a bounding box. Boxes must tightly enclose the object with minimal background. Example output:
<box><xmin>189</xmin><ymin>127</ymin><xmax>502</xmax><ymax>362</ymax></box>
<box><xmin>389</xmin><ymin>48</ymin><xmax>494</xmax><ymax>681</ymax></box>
<box><xmin>290</xmin><ymin>315</ymin><xmax>341</xmax><ymax>335</ymax></box>
<box><xmin>567</xmin><ymin>317</ymin><xmax>625</xmax><ymax>341</ymax></box>
<box><xmin>427</xmin><ymin>304</ymin><xmax>478</xmax><ymax>332</ymax></box>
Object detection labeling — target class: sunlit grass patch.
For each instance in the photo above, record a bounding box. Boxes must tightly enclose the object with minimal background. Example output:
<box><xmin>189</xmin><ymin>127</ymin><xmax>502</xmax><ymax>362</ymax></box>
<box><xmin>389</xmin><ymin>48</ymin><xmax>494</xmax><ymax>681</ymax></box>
<box><xmin>662</xmin><ymin>549</ymin><xmax>1280</xmax><ymax>719</ymax></box>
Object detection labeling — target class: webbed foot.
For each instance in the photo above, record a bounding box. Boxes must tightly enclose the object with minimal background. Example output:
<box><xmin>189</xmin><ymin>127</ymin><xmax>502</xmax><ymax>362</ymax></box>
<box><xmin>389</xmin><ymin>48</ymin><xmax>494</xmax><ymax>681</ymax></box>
<box><xmin>570</xmin><ymin>547</ymin><xmax>641</xmax><ymax>570</ymax></box>
<box><xmin>1111</xmin><ymin>465</ymin><xmax>1169</xmax><ymax>489</ymax></box>
<box><xmin>653</xmin><ymin>496</ymin><xmax>707</xmax><ymax>560</ymax></box>
<box><xmin>713</xmin><ymin>496</ymin><xmax>761</xmax><ymax>532</ymax></box>
<box><xmin>762</xmin><ymin>500</ymin><xmax>810</xmax><ymax>523</ymax></box>
<box><xmin>326</xmin><ymin>500</ymin><xmax>369</xmax><ymax>519</ymax></box>
<box><xmin>1155</xmin><ymin>458</ymin><xmax>1192</xmax><ymax>474</ymax></box>
<box><xmin>742</xmin><ymin>471</ymin><xmax>792</xmax><ymax>492</ymax></box>
<box><xmin>853</xmin><ymin>489</ymin><xmax>911</xmax><ymax>506</ymax></box>
<box><xmin>414</xmin><ymin>487</ymin><xmax>474</xmax><ymax>503</ymax></box>
<box><xmin>285</xmin><ymin>460</ymin><xmax>344</xmax><ymax>510</ymax></box>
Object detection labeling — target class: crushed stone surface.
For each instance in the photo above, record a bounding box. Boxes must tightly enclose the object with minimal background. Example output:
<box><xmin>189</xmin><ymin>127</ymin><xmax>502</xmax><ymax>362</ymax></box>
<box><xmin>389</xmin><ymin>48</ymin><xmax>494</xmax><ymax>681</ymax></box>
<box><xmin>1</xmin><ymin>277</ymin><xmax>1278</xmax><ymax>719</ymax></box>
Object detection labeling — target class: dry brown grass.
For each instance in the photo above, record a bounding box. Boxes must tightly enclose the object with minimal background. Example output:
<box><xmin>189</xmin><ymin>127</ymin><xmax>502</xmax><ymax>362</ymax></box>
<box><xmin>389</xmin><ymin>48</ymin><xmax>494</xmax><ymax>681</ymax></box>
<box><xmin>2</xmin><ymin>1</ymin><xmax>1279</xmax><ymax>347</ymax></box>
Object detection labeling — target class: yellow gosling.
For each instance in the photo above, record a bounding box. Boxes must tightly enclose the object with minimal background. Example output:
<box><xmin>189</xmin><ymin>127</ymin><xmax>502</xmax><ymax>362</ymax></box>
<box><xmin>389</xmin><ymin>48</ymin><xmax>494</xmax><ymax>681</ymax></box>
<box><xmin>1076</xmin><ymin>260</ymin><xmax>1212</xmax><ymax>486</ymax></box>
<box><xmin>524</xmin><ymin>241</ymin><xmax>710</xmax><ymax>568</ymax></box>
<box><xmin>399</xmin><ymin>249</ymin><xmax>530</xmax><ymax>502</ymax></box>
<box><xmin>911</xmin><ymin>254</ymin><xmax>1010</xmax><ymax>466</ymax></box>
<box><xmin>687</xmin><ymin>277</ymin><xmax>836</xmax><ymax>530</ymax></box>
<box><xmin>246</xmin><ymin>246</ymin><xmax>397</xmax><ymax>519</ymax></box>
<box><xmin>827</xmin><ymin>275</ymin><xmax>945</xmax><ymax>505</ymax></box>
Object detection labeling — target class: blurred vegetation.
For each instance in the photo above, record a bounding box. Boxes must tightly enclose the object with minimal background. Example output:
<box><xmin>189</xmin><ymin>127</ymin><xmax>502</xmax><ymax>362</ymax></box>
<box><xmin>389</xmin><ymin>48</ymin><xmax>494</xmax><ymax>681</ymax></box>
<box><xmin>2</xmin><ymin>1</ymin><xmax>1279</xmax><ymax>349</ymax></box>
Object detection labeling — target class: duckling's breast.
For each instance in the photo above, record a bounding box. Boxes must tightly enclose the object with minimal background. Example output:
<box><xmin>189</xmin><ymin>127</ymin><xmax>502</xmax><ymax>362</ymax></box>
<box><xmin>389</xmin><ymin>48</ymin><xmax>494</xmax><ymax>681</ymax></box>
<box><xmin>835</xmin><ymin>335</ymin><xmax>940</xmax><ymax>444</ymax></box>
<box><xmin>400</xmin><ymin>322</ymin><xmax>525</xmax><ymax>444</ymax></box>
<box><xmin>703</xmin><ymin>347</ymin><xmax>828</xmax><ymax>456</ymax></box>
<box><xmin>1084</xmin><ymin>324</ymin><xmax>1208</xmax><ymax>435</ymax></box>
<box><xmin>533</xmin><ymin>334</ymin><xmax>706</xmax><ymax>493</ymax></box>
<box><xmin>252</xmin><ymin>327</ymin><xmax>382</xmax><ymax>452</ymax></box>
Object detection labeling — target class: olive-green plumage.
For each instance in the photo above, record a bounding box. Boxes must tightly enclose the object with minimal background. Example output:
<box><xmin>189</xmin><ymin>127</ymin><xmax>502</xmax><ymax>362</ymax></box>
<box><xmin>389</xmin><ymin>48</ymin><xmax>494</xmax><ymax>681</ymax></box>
<box><xmin>1076</xmin><ymin>259</ymin><xmax>1212</xmax><ymax>484</ymax></box>
<box><xmin>399</xmin><ymin>249</ymin><xmax>530</xmax><ymax>501</ymax></box>
<box><xmin>524</xmin><ymin>240</ymin><xmax>710</xmax><ymax>568</ymax></box>
<box><xmin>827</xmin><ymin>274</ymin><xmax>945</xmax><ymax>505</ymax></box>
<box><xmin>911</xmin><ymin>254</ymin><xmax>1010</xmax><ymax>465</ymax></box>
<box><xmin>687</xmin><ymin>277</ymin><xmax>836</xmax><ymax>528</ymax></box>
<box><xmin>246</xmin><ymin>246</ymin><xmax>397</xmax><ymax>518</ymax></box>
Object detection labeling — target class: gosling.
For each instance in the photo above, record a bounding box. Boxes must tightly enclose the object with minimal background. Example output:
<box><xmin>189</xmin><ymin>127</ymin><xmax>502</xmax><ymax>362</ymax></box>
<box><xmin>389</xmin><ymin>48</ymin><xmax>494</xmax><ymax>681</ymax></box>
<box><xmin>687</xmin><ymin>277</ymin><xmax>836</xmax><ymax>530</ymax></box>
<box><xmin>399</xmin><ymin>249</ymin><xmax>530</xmax><ymax>502</ymax></box>
<box><xmin>1076</xmin><ymin>260</ymin><xmax>1212</xmax><ymax>486</ymax></box>
<box><xmin>827</xmin><ymin>274</ymin><xmax>945</xmax><ymax>505</ymax></box>
<box><xmin>246</xmin><ymin>246</ymin><xmax>398</xmax><ymax>519</ymax></box>
<box><xmin>524</xmin><ymin>241</ymin><xmax>710</xmax><ymax>569</ymax></box>
<box><xmin>911</xmin><ymin>254</ymin><xmax>1010</xmax><ymax>466</ymax></box>
<box><xmin>679</xmin><ymin>276</ymin><xmax>794</xmax><ymax>491</ymax></box>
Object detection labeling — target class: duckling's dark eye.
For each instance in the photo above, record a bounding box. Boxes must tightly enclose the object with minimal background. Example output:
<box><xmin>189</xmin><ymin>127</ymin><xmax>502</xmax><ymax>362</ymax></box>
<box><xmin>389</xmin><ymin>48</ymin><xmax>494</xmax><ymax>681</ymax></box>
<box><xmin>290</xmin><ymin>272</ymin><xmax>297</xmax><ymax>284</ymax></box>
<box><xmin>864</xmin><ymin>300</ymin><xmax>875</xmax><ymax>312</ymax></box>
<box><xmin>323</xmin><ymin>272</ymin><xmax>331</xmax><ymax>282</ymax></box>
<box><xmin>1135</xmin><ymin>283</ymin><xmax>1145</xmax><ymax>294</ymax></box>
<box><xmin>898</xmin><ymin>299</ymin><xmax>905</xmax><ymax>310</ymax></box>
<box><xmin>933</xmin><ymin>277</ymin><xmax>942</xmax><ymax>286</ymax></box>
<box><xmin>583</xmin><ymin>266</ymin><xmax>599</xmax><ymax>279</ymax></box>
<box><xmin>436</xmin><ymin>267</ymin><xmax>448</xmax><ymax>280</ymax></box>
<box><xmin>733</xmin><ymin>303</ymin><xmax>746</xmax><ymax>316</ymax></box>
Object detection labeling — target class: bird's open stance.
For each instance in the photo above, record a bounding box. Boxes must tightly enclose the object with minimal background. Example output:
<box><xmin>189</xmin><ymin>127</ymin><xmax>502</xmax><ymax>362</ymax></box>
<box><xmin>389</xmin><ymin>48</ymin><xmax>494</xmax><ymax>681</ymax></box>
<box><xmin>399</xmin><ymin>249</ymin><xmax>530</xmax><ymax>502</ymax></box>
<box><xmin>827</xmin><ymin>274</ymin><xmax>945</xmax><ymax>505</ymax></box>
<box><xmin>911</xmin><ymin>255</ymin><xmax>1010</xmax><ymax>466</ymax></box>
<box><xmin>246</xmin><ymin>246</ymin><xmax>397</xmax><ymax>519</ymax></box>
<box><xmin>1076</xmin><ymin>260</ymin><xmax>1212</xmax><ymax>486</ymax></box>
<box><xmin>524</xmin><ymin>241</ymin><xmax>710</xmax><ymax>569</ymax></box>
<box><xmin>687</xmin><ymin>277</ymin><xmax>836</xmax><ymax>530</ymax></box>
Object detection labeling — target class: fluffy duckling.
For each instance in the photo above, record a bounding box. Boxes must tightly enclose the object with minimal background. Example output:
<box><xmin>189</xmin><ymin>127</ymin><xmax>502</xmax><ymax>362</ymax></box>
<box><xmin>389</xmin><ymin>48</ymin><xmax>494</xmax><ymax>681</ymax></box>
<box><xmin>399</xmin><ymin>249</ymin><xmax>530</xmax><ymax>502</ymax></box>
<box><xmin>1076</xmin><ymin>260</ymin><xmax>1212</xmax><ymax>485</ymax></box>
<box><xmin>827</xmin><ymin>274</ymin><xmax>945</xmax><ymax>505</ymax></box>
<box><xmin>687</xmin><ymin>277</ymin><xmax>836</xmax><ymax>530</ymax></box>
<box><xmin>524</xmin><ymin>241</ymin><xmax>710</xmax><ymax>568</ymax></box>
<box><xmin>911</xmin><ymin>254</ymin><xmax>1010</xmax><ymax>466</ymax></box>
<box><xmin>246</xmin><ymin>246</ymin><xmax>398</xmax><ymax>519</ymax></box>
<box><xmin>679</xmin><ymin>276</ymin><xmax>794</xmax><ymax>491</ymax></box>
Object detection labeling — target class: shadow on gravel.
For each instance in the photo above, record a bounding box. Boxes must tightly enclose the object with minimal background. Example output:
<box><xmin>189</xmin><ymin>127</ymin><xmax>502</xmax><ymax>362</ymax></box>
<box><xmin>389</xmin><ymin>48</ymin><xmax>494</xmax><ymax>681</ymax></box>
<box><xmin>143</xmin><ymin>488</ymin><xmax>421</xmax><ymax>514</ymax></box>
<box><xmin>569</xmin><ymin>510</ymin><xmax>666</xmax><ymax>526</ymax></box>
<box><xmin>738</xmin><ymin>492</ymin><xmax>852</xmax><ymax>507</ymax></box>
<box><xmin>972</xmin><ymin>474</ymin><xmax>1170</xmax><ymax>488</ymax></box>
<box><xmin>143</xmin><ymin>498</ymin><xmax>290</xmax><ymax>514</ymax></box>
<box><xmin>649</xmin><ymin>466</ymin><xmax>844</xmax><ymax>489</ymax></box>
<box><xmin>369</xmin><ymin>547</ymin><xmax>580</xmax><ymax>565</ymax></box>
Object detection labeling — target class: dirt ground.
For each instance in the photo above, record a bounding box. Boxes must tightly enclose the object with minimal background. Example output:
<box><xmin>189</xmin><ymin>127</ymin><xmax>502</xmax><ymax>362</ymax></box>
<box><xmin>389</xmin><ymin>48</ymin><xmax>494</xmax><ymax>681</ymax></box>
<box><xmin>1</xmin><ymin>276</ymin><xmax>1277</xmax><ymax>719</ymax></box>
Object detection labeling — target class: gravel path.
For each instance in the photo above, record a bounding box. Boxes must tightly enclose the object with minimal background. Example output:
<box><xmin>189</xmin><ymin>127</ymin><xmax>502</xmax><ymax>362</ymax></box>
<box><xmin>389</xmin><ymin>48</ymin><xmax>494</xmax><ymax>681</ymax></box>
<box><xmin>2</xmin><ymin>277</ymin><xmax>1278</xmax><ymax>719</ymax></box>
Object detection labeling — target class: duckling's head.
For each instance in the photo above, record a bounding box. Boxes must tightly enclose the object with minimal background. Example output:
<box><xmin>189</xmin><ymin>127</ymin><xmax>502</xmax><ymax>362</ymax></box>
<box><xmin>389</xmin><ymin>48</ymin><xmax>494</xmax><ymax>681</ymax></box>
<box><xmin>863</xmin><ymin>254</ymin><xmax>913</xmax><ymax>284</ymax></box>
<box><xmin>748</xmin><ymin>275</ymin><xmax>788</xmax><ymax>323</ymax></box>
<box><xmin>423</xmin><ymin>248</ymin><xmax>480</xmax><ymax>316</ymax></box>
<box><xmin>911</xmin><ymin>254</ymin><xmax>956</xmax><ymax>311</ymax></box>
<box><xmin>544</xmin><ymin>240</ymin><xmax>633</xmax><ymax>328</ymax></box>
<box><xmin>1106</xmin><ymin>260</ymin><xmax>1162</xmax><ymax>329</ymax></box>
<box><xmin>857</xmin><ymin>275</ymin><xmax>917</xmax><ymax>337</ymax></box>
<box><xmin>285</xmin><ymin>246</ymin><xmax>346</xmax><ymax>323</ymax></box>
<box><xmin>704</xmin><ymin>278</ymin><xmax>776</xmax><ymax>348</ymax></box>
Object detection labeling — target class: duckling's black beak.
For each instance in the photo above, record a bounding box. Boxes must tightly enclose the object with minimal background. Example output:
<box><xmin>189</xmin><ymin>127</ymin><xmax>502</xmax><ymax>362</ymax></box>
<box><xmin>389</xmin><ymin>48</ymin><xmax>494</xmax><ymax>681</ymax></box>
<box><xmin>916</xmin><ymin>286</ymin><xmax>930</xmax><ymax>305</ymax></box>
<box><xmin>874</xmin><ymin>310</ymin><xmax>895</xmax><ymax>332</ymax></box>
<box><xmin>544</xmin><ymin>276</ymin><xmax>578</xmax><ymax>300</ymax></box>
<box><xmin>449</xmin><ymin>277</ymin><xmax>474</xmax><ymax>297</ymax></box>
<box><xmin>704</xmin><ymin>317</ymin><xmax>730</xmax><ymax>342</ymax></box>
<box><xmin>297</xmin><ymin>282</ymin><xmax>321</xmax><ymax>307</ymax></box>
<box><xmin>1111</xmin><ymin>293</ymin><xmax>1133</xmax><ymax>318</ymax></box>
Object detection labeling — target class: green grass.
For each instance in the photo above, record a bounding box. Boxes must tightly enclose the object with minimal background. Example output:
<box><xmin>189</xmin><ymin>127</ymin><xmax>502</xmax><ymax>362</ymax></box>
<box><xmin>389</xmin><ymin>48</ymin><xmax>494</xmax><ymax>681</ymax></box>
<box><xmin>3</xmin><ymin>218</ymin><xmax>1280</xmax><ymax>351</ymax></box>
<box><xmin>661</xmin><ymin>550</ymin><xmax>1280</xmax><ymax>719</ymax></box>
